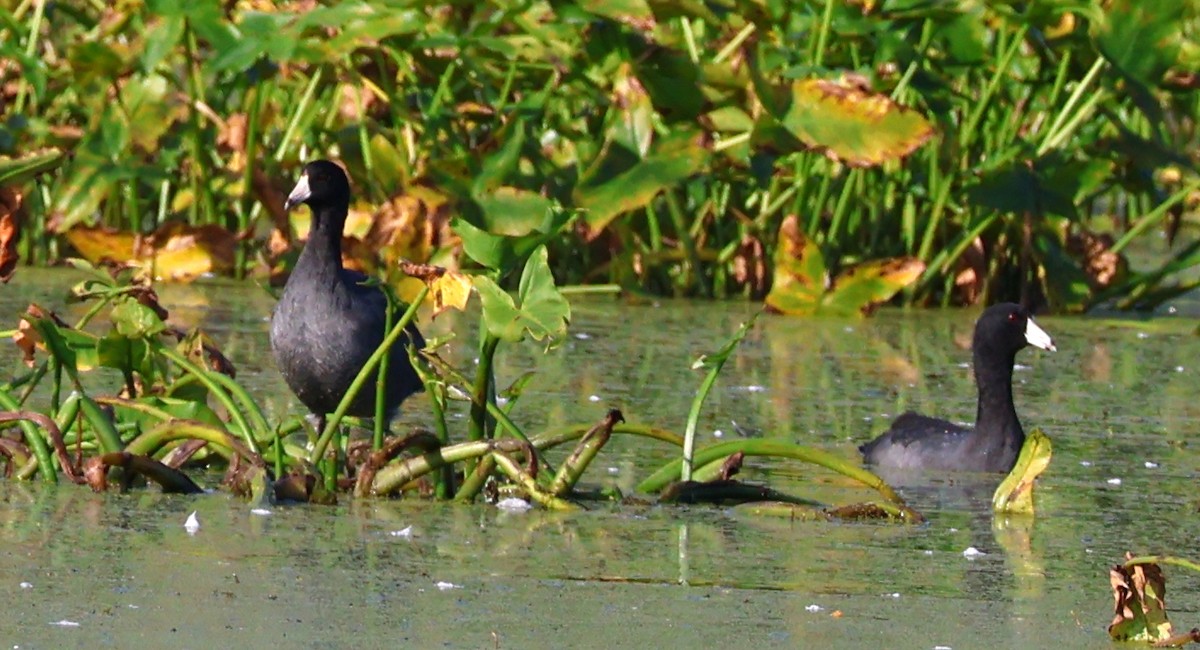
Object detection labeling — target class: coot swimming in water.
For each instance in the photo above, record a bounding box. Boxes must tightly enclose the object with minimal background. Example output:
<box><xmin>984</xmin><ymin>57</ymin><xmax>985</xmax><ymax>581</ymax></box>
<box><xmin>859</xmin><ymin>303</ymin><xmax>1055</xmax><ymax>473</ymax></box>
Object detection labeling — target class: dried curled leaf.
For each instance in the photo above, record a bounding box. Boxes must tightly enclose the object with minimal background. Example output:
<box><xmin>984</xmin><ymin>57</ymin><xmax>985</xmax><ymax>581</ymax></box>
<box><xmin>0</xmin><ymin>187</ymin><xmax>22</xmax><ymax>282</ymax></box>
<box><xmin>399</xmin><ymin>260</ymin><xmax>473</xmax><ymax>318</ymax></box>
<box><xmin>1110</xmin><ymin>554</ymin><xmax>1173</xmax><ymax>643</ymax></box>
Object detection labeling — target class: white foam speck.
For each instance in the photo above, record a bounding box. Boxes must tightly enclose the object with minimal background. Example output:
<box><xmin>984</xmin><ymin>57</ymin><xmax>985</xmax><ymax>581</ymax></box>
<box><xmin>713</xmin><ymin>430</ymin><xmax>724</xmax><ymax>438</ymax></box>
<box><xmin>1107</xmin><ymin>478</ymin><xmax>1122</xmax><ymax>485</ymax></box>
<box><xmin>1145</xmin><ymin>461</ymin><xmax>1159</xmax><ymax>469</ymax></box>
<box><xmin>962</xmin><ymin>547</ymin><xmax>986</xmax><ymax>558</ymax></box>
<box><xmin>805</xmin><ymin>604</ymin><xmax>823</xmax><ymax>612</ymax></box>
<box><xmin>588</xmin><ymin>395</ymin><xmax>601</xmax><ymax>402</ymax></box>
<box><xmin>19</xmin><ymin>582</ymin><xmax>31</xmax><ymax>589</ymax></box>
<box><xmin>607</xmin><ymin>466</ymin><xmax>620</xmax><ymax>475</ymax></box>
<box><xmin>390</xmin><ymin>526</ymin><xmax>414</xmax><ymax>539</ymax></box>
<box><xmin>435</xmin><ymin>581</ymin><xmax>459</xmax><ymax>591</ymax></box>
<box><xmin>1137</xmin><ymin>332</ymin><xmax>1149</xmax><ymax>339</ymax></box>
<box><xmin>1176</xmin><ymin>366</ymin><xmax>1185</xmax><ymax>373</ymax></box>
<box><xmin>184</xmin><ymin>511</ymin><xmax>200</xmax><ymax>535</ymax></box>
<box><xmin>496</xmin><ymin>497</ymin><xmax>532</xmax><ymax>513</ymax></box>
<box><xmin>1080</xmin><ymin>461</ymin><xmax>1092</xmax><ymax>467</ymax></box>
<box><xmin>50</xmin><ymin>620</ymin><xmax>80</xmax><ymax>627</ymax></box>
<box><xmin>574</xmin><ymin>332</ymin><xmax>592</xmax><ymax>340</ymax></box>
<box><xmin>250</xmin><ymin>508</ymin><xmax>272</xmax><ymax>516</ymax></box>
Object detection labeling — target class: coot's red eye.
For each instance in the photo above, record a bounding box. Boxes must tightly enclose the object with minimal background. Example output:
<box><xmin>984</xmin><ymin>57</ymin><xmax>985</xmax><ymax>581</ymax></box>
<box><xmin>1007</xmin><ymin>312</ymin><xmax>1019</xmax><ymax>322</ymax></box>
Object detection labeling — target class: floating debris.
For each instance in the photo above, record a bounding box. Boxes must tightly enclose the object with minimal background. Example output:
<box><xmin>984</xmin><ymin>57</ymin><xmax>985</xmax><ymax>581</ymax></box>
<box><xmin>962</xmin><ymin>547</ymin><xmax>986</xmax><ymax>558</ymax></box>
<box><xmin>435</xmin><ymin>581</ymin><xmax>459</xmax><ymax>591</ymax></box>
<box><xmin>496</xmin><ymin>497</ymin><xmax>532</xmax><ymax>513</ymax></box>
<box><xmin>184</xmin><ymin>511</ymin><xmax>200</xmax><ymax>534</ymax></box>
<box><xmin>588</xmin><ymin>395</ymin><xmax>601</xmax><ymax>402</ymax></box>
<box><xmin>50</xmin><ymin>620</ymin><xmax>80</xmax><ymax>627</ymax></box>
<box><xmin>805</xmin><ymin>604</ymin><xmax>823</xmax><ymax>612</ymax></box>
<box><xmin>389</xmin><ymin>526</ymin><xmax>414</xmax><ymax>539</ymax></box>
<box><xmin>1107</xmin><ymin>478</ymin><xmax>1122</xmax><ymax>486</ymax></box>
<box><xmin>19</xmin><ymin>582</ymin><xmax>31</xmax><ymax>589</ymax></box>
<box><xmin>1145</xmin><ymin>461</ymin><xmax>1159</xmax><ymax>469</ymax></box>
<box><xmin>250</xmin><ymin>508</ymin><xmax>272</xmax><ymax>516</ymax></box>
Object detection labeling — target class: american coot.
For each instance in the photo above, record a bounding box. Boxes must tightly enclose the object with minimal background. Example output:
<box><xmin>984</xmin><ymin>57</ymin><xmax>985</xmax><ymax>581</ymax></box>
<box><xmin>859</xmin><ymin>303</ymin><xmax>1055</xmax><ymax>473</ymax></box>
<box><xmin>270</xmin><ymin>160</ymin><xmax>425</xmax><ymax>431</ymax></box>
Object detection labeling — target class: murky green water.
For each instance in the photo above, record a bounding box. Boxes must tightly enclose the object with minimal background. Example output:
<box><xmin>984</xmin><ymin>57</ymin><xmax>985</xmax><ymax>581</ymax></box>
<box><xmin>3</xmin><ymin>269</ymin><xmax>1200</xmax><ymax>648</ymax></box>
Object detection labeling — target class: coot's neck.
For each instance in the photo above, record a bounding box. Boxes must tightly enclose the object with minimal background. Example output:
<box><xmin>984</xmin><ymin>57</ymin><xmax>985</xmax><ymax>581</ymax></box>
<box><xmin>296</xmin><ymin>203</ymin><xmax>346</xmax><ymax>278</ymax></box>
<box><xmin>973</xmin><ymin>345</ymin><xmax>1023</xmax><ymax>446</ymax></box>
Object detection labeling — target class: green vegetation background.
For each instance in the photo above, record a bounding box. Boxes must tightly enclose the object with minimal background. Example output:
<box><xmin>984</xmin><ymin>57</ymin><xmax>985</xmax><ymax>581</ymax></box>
<box><xmin>2</xmin><ymin>0</ymin><xmax>1199</xmax><ymax>313</ymax></box>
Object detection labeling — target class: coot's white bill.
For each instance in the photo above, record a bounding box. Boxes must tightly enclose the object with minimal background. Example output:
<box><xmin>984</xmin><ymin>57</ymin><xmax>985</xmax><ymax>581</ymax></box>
<box><xmin>1025</xmin><ymin>318</ymin><xmax>1055</xmax><ymax>352</ymax></box>
<box><xmin>284</xmin><ymin>172</ymin><xmax>311</xmax><ymax>211</ymax></box>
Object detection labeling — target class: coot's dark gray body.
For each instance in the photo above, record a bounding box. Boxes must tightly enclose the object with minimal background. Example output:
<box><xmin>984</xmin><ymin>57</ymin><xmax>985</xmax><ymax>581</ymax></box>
<box><xmin>859</xmin><ymin>303</ymin><xmax>1055</xmax><ymax>473</ymax></box>
<box><xmin>270</xmin><ymin>160</ymin><xmax>424</xmax><ymax>425</ymax></box>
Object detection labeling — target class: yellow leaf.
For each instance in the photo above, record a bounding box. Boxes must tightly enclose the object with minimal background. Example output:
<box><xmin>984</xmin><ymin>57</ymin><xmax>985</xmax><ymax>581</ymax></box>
<box><xmin>992</xmin><ymin>428</ymin><xmax>1052</xmax><ymax>514</ymax></box>
<box><xmin>429</xmin><ymin>270</ymin><xmax>473</xmax><ymax>318</ymax></box>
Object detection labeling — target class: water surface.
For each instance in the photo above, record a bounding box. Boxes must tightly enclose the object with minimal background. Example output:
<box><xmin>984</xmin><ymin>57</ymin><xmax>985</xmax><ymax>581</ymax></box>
<box><xmin>2</xmin><ymin>269</ymin><xmax>1199</xmax><ymax>648</ymax></box>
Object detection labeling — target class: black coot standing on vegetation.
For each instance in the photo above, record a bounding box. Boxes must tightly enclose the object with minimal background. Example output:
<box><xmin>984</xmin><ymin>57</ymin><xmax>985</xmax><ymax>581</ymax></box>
<box><xmin>270</xmin><ymin>160</ymin><xmax>425</xmax><ymax>431</ymax></box>
<box><xmin>859</xmin><ymin>303</ymin><xmax>1055</xmax><ymax>474</ymax></box>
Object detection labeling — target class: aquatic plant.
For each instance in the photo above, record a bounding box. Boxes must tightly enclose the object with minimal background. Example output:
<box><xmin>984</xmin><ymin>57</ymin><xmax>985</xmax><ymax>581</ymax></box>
<box><xmin>1109</xmin><ymin>553</ymin><xmax>1200</xmax><ymax>645</ymax></box>
<box><xmin>0</xmin><ymin>245</ymin><xmax>927</xmax><ymax>521</ymax></box>
<box><xmin>1</xmin><ymin>1</ymin><xmax>1198</xmax><ymax>313</ymax></box>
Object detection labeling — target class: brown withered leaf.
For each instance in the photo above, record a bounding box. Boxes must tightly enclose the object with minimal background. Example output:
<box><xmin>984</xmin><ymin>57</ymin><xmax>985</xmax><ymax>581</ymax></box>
<box><xmin>217</xmin><ymin>113</ymin><xmax>247</xmax><ymax>153</ymax></box>
<box><xmin>64</xmin><ymin>222</ymin><xmax>236</xmax><ymax>282</ymax></box>
<box><xmin>718</xmin><ymin>451</ymin><xmax>744</xmax><ymax>481</ymax></box>
<box><xmin>954</xmin><ymin>236</ymin><xmax>987</xmax><ymax>306</ymax></box>
<box><xmin>252</xmin><ymin>168</ymin><xmax>291</xmax><ymax>235</ymax></box>
<box><xmin>399</xmin><ymin>260</ymin><xmax>472</xmax><ymax>318</ymax></box>
<box><xmin>732</xmin><ymin>234</ymin><xmax>768</xmax><ymax>299</ymax></box>
<box><xmin>366</xmin><ymin>187</ymin><xmax>453</xmax><ymax>268</ymax></box>
<box><xmin>13</xmin><ymin>304</ymin><xmax>65</xmax><ymax>367</ymax></box>
<box><xmin>1109</xmin><ymin>553</ymin><xmax>1173</xmax><ymax>643</ymax></box>
<box><xmin>0</xmin><ymin>187</ymin><xmax>21</xmax><ymax>282</ymax></box>
<box><xmin>1068</xmin><ymin>229</ymin><xmax>1126</xmax><ymax>289</ymax></box>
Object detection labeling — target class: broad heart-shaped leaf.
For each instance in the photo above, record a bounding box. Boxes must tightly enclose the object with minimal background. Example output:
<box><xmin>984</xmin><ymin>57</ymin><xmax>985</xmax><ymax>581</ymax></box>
<box><xmin>764</xmin><ymin>216</ymin><xmax>829</xmax><ymax>315</ymax></box>
<box><xmin>452</xmin><ymin>199</ymin><xmax>571</xmax><ymax>272</ymax></box>
<box><xmin>992</xmin><ymin>428</ymin><xmax>1052</xmax><ymax>514</ymax></box>
<box><xmin>772</xmin><ymin>78</ymin><xmax>934</xmax><ymax>166</ymax></box>
<box><xmin>111</xmin><ymin>299</ymin><xmax>167</xmax><ymax>339</ymax></box>
<box><xmin>574</xmin><ymin>128</ymin><xmax>710</xmax><ymax>239</ymax></box>
<box><xmin>1097</xmin><ymin>0</ymin><xmax>1186</xmax><ymax>89</ymax></box>
<box><xmin>964</xmin><ymin>160</ymin><xmax>1078</xmax><ymax>219</ymax></box>
<box><xmin>822</xmin><ymin>257</ymin><xmax>925</xmax><ymax>316</ymax></box>
<box><xmin>475</xmin><ymin>246</ymin><xmax>570</xmax><ymax>348</ymax></box>
<box><xmin>608</xmin><ymin>62</ymin><xmax>655</xmax><ymax>158</ymax></box>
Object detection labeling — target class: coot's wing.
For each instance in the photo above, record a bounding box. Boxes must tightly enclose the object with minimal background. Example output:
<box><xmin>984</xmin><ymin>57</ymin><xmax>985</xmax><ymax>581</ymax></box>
<box><xmin>859</xmin><ymin>411</ymin><xmax>973</xmax><ymax>470</ymax></box>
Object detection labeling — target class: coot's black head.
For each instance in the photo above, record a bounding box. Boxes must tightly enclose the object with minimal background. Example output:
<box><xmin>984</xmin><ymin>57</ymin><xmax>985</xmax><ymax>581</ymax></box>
<box><xmin>974</xmin><ymin>303</ymin><xmax>1056</xmax><ymax>356</ymax></box>
<box><xmin>284</xmin><ymin>160</ymin><xmax>351</xmax><ymax>212</ymax></box>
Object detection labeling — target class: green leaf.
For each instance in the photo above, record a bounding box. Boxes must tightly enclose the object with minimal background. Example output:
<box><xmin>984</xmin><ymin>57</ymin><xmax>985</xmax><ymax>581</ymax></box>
<box><xmin>1034</xmin><ymin>230</ymin><xmax>1092</xmax><ymax>313</ymax></box>
<box><xmin>765</xmin><ymin>216</ymin><xmax>923</xmax><ymax>315</ymax></box>
<box><xmin>992</xmin><ymin>428</ymin><xmax>1052</xmax><ymax>514</ymax></box>
<box><xmin>475</xmin><ymin>246</ymin><xmax>571</xmax><ymax>348</ymax></box>
<box><xmin>452</xmin><ymin>202</ymin><xmax>571</xmax><ymax>272</ymax></box>
<box><xmin>472</xmin><ymin>120</ymin><xmax>526</xmax><ymax>198</ymax></box>
<box><xmin>1097</xmin><ymin>0</ymin><xmax>1186</xmax><ymax>88</ymax></box>
<box><xmin>0</xmin><ymin>149</ymin><xmax>64</xmax><ymax>186</ymax></box>
<box><xmin>771</xmin><ymin>78</ymin><xmax>934</xmax><ymax>166</ymax></box>
<box><xmin>111</xmin><ymin>299</ymin><xmax>167</xmax><ymax>338</ymax></box>
<box><xmin>822</xmin><ymin>257</ymin><xmax>925</xmax><ymax>316</ymax></box>
<box><xmin>574</xmin><ymin>128</ymin><xmax>710</xmax><ymax>237</ymax></box>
